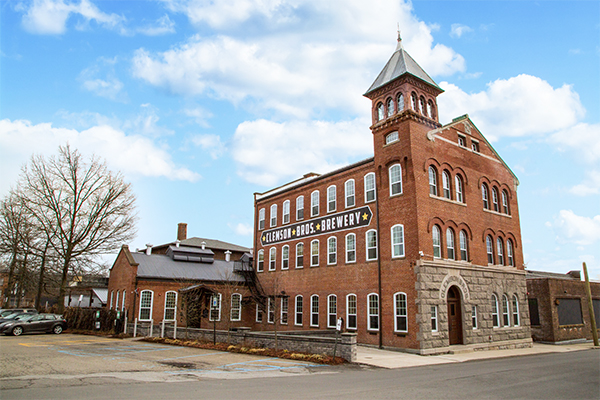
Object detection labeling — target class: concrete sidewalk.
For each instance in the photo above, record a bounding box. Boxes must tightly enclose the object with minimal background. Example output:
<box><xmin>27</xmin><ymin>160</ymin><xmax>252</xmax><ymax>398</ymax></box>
<box><xmin>356</xmin><ymin>342</ymin><xmax>598</xmax><ymax>369</ymax></box>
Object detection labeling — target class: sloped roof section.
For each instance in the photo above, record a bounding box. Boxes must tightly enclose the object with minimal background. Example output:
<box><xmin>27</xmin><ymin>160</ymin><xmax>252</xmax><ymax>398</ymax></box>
<box><xmin>365</xmin><ymin>39</ymin><xmax>441</xmax><ymax>96</ymax></box>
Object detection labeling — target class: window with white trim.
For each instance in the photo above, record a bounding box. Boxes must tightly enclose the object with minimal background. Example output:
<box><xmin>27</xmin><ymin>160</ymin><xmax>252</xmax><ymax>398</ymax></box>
<box><xmin>209</xmin><ymin>293</ymin><xmax>221</xmax><ymax>322</ymax></box>
<box><xmin>472</xmin><ymin>140</ymin><xmax>479</xmax><ymax>152</ymax></box>
<box><xmin>139</xmin><ymin>290</ymin><xmax>153</xmax><ymax>321</ymax></box>
<box><xmin>364</xmin><ymin>173</ymin><xmax>376</xmax><ymax>203</ymax></box>
<box><xmin>269</xmin><ymin>247</ymin><xmax>276</xmax><ymax>271</ymax></box>
<box><xmin>419</xmin><ymin>96</ymin><xmax>426</xmax><ymax>115</ymax></box>
<box><xmin>311</xmin><ymin>295</ymin><xmax>319</xmax><ymax>327</ymax></box>
<box><xmin>394</xmin><ymin>292</ymin><xmax>407</xmax><ymax>332</ymax></box>
<box><xmin>345</xmin><ymin>179</ymin><xmax>355</xmax><ymax>208</ymax></box>
<box><xmin>327</xmin><ymin>237</ymin><xmax>337</xmax><ymax>265</ymax></box>
<box><xmin>115</xmin><ymin>290</ymin><xmax>120</xmax><ymax>311</ymax></box>
<box><xmin>491</xmin><ymin>294</ymin><xmax>499</xmax><ymax>328</ymax></box>
<box><xmin>492</xmin><ymin>188</ymin><xmax>499</xmax><ymax>212</ymax></box>
<box><xmin>486</xmin><ymin>235</ymin><xmax>494</xmax><ymax>264</ymax></box>
<box><xmin>283</xmin><ymin>200</ymin><xmax>290</xmax><ymax>224</ymax></box>
<box><xmin>389</xmin><ymin>164</ymin><xmax>402</xmax><ymax>196</ymax></box>
<box><xmin>259</xmin><ymin>208</ymin><xmax>265</xmax><ymax>230</ymax></box>
<box><xmin>442</xmin><ymin>171</ymin><xmax>451</xmax><ymax>199</ymax></box>
<box><xmin>282</xmin><ymin>245</ymin><xmax>289</xmax><ymax>270</ymax></box>
<box><xmin>296</xmin><ymin>242</ymin><xmax>304</xmax><ymax>268</ymax></box>
<box><xmin>501</xmin><ymin>190</ymin><xmax>509</xmax><ymax>214</ymax></box>
<box><xmin>432</xmin><ymin>225</ymin><xmax>441</xmax><ymax>258</ymax></box>
<box><xmin>368</xmin><ymin>293</ymin><xmax>379</xmax><ymax>331</ymax></box>
<box><xmin>377</xmin><ymin>102</ymin><xmax>384</xmax><ymax>121</ymax></box>
<box><xmin>346</xmin><ymin>233</ymin><xmax>356</xmax><ymax>263</ymax></box>
<box><xmin>386</xmin><ymin>97</ymin><xmax>395</xmax><ymax>117</ymax></box>
<box><xmin>431</xmin><ymin>306</ymin><xmax>438</xmax><ymax>332</ymax></box>
<box><xmin>366</xmin><ymin>230</ymin><xmax>378</xmax><ymax>261</ymax></box>
<box><xmin>270</xmin><ymin>204</ymin><xmax>277</xmax><ymax>227</ymax></box>
<box><xmin>507</xmin><ymin>239</ymin><xmax>514</xmax><ymax>267</ymax></box>
<box><xmin>121</xmin><ymin>290</ymin><xmax>126</xmax><ymax>311</ymax></box>
<box><xmin>397</xmin><ymin>93</ymin><xmax>404</xmax><ymax>111</ymax></box>
<box><xmin>427</xmin><ymin>100</ymin><xmax>435</xmax><ymax>118</ymax></box>
<box><xmin>296</xmin><ymin>196</ymin><xmax>304</xmax><ymax>220</ymax></box>
<box><xmin>455</xmin><ymin>175</ymin><xmax>464</xmax><ymax>203</ymax></box>
<box><xmin>429</xmin><ymin>166</ymin><xmax>438</xmax><ymax>196</ymax></box>
<box><xmin>295</xmin><ymin>295</ymin><xmax>303</xmax><ymax>326</ymax></box>
<box><xmin>502</xmin><ymin>294</ymin><xmax>510</xmax><ymax>327</ymax></box>
<box><xmin>268</xmin><ymin>297</ymin><xmax>274</xmax><ymax>323</ymax></box>
<box><xmin>257</xmin><ymin>249</ymin><xmax>264</xmax><ymax>272</ymax></box>
<box><xmin>346</xmin><ymin>294</ymin><xmax>357</xmax><ymax>330</ymax></box>
<box><xmin>472</xmin><ymin>305</ymin><xmax>478</xmax><ymax>329</ymax></box>
<box><xmin>385</xmin><ymin>131</ymin><xmax>399</xmax><ymax>144</ymax></box>
<box><xmin>458</xmin><ymin>135</ymin><xmax>466</xmax><ymax>147</ymax></box>
<box><xmin>311</xmin><ymin>190</ymin><xmax>319</xmax><ymax>217</ymax></box>
<box><xmin>164</xmin><ymin>291</ymin><xmax>177</xmax><ymax>321</ymax></box>
<box><xmin>256</xmin><ymin>303</ymin><xmax>263</xmax><ymax>322</ymax></box>
<box><xmin>231</xmin><ymin>293</ymin><xmax>242</xmax><ymax>321</ymax></box>
<box><xmin>281</xmin><ymin>297</ymin><xmax>288</xmax><ymax>324</ymax></box>
<box><xmin>110</xmin><ymin>291</ymin><xmax>114</xmax><ymax>309</ymax></box>
<box><xmin>497</xmin><ymin>238</ymin><xmax>504</xmax><ymax>265</ymax></box>
<box><xmin>482</xmin><ymin>184</ymin><xmax>489</xmax><ymax>209</ymax></box>
<box><xmin>311</xmin><ymin>239</ymin><xmax>319</xmax><ymax>266</ymax></box>
<box><xmin>328</xmin><ymin>294</ymin><xmax>337</xmax><ymax>328</ymax></box>
<box><xmin>512</xmin><ymin>295</ymin><xmax>520</xmax><ymax>326</ymax></box>
<box><xmin>446</xmin><ymin>228</ymin><xmax>455</xmax><ymax>260</ymax></box>
<box><xmin>327</xmin><ymin>185</ymin><xmax>336</xmax><ymax>213</ymax></box>
<box><xmin>391</xmin><ymin>224</ymin><xmax>405</xmax><ymax>258</ymax></box>
<box><xmin>459</xmin><ymin>230</ymin><xmax>468</xmax><ymax>261</ymax></box>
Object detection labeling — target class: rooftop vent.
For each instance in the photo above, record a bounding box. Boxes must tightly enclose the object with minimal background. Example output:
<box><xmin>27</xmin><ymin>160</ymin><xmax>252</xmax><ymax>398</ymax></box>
<box><xmin>145</xmin><ymin>244</ymin><xmax>153</xmax><ymax>256</ymax></box>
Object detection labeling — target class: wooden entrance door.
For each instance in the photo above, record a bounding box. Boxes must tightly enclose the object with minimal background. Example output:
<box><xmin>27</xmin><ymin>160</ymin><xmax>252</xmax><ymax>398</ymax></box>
<box><xmin>447</xmin><ymin>286</ymin><xmax>463</xmax><ymax>345</ymax></box>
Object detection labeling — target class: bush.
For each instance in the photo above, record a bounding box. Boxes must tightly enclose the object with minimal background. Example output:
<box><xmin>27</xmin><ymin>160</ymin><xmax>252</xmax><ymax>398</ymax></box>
<box><xmin>62</xmin><ymin>307</ymin><xmax>118</xmax><ymax>332</ymax></box>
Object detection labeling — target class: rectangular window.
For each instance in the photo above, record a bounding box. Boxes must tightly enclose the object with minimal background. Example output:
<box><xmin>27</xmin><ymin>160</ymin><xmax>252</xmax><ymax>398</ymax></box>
<box><xmin>391</xmin><ymin>225</ymin><xmax>404</xmax><ymax>258</ymax></box>
<box><xmin>512</xmin><ymin>296</ymin><xmax>520</xmax><ymax>326</ymax></box>
<box><xmin>471</xmin><ymin>141</ymin><xmax>479</xmax><ymax>152</ymax></box>
<box><xmin>327</xmin><ymin>237</ymin><xmax>337</xmax><ymax>265</ymax></box>
<box><xmin>346</xmin><ymin>234</ymin><xmax>356</xmax><ymax>263</ymax></box>
<box><xmin>268</xmin><ymin>297</ymin><xmax>275</xmax><ymax>324</ymax></box>
<box><xmin>115</xmin><ymin>291</ymin><xmax>120</xmax><ymax>311</ymax></box>
<box><xmin>431</xmin><ymin>306</ymin><xmax>438</xmax><ymax>332</ymax></box>
<box><xmin>311</xmin><ymin>240</ymin><xmax>319</xmax><ymax>267</ymax></box>
<box><xmin>270</xmin><ymin>204</ymin><xmax>277</xmax><ymax>227</ymax></box>
<box><xmin>295</xmin><ymin>295</ymin><xmax>303</xmax><ymax>326</ymax></box>
<box><xmin>366</xmin><ymin>231</ymin><xmax>377</xmax><ymax>261</ymax></box>
<box><xmin>259</xmin><ymin>208</ymin><xmax>265</xmax><ymax>230</ymax></box>
<box><xmin>557</xmin><ymin>298</ymin><xmax>583</xmax><ymax>325</ymax></box>
<box><xmin>209</xmin><ymin>293</ymin><xmax>221</xmax><ymax>322</ymax></box>
<box><xmin>368</xmin><ymin>294</ymin><xmax>379</xmax><ymax>331</ymax></box>
<box><xmin>365</xmin><ymin>173</ymin><xmax>376</xmax><ymax>202</ymax></box>
<box><xmin>282</xmin><ymin>245</ymin><xmax>289</xmax><ymax>270</ymax></box>
<box><xmin>346</xmin><ymin>295</ymin><xmax>357</xmax><ymax>330</ymax></box>
<box><xmin>256</xmin><ymin>303</ymin><xmax>263</xmax><ymax>323</ymax></box>
<box><xmin>458</xmin><ymin>135</ymin><xmax>466</xmax><ymax>147</ymax></box>
<box><xmin>528</xmin><ymin>298</ymin><xmax>540</xmax><ymax>326</ymax></box>
<box><xmin>283</xmin><ymin>200</ymin><xmax>290</xmax><ymax>224</ymax></box>
<box><xmin>593</xmin><ymin>299</ymin><xmax>600</xmax><ymax>328</ymax></box>
<box><xmin>311</xmin><ymin>191</ymin><xmax>319</xmax><ymax>217</ymax></box>
<box><xmin>502</xmin><ymin>295</ymin><xmax>510</xmax><ymax>327</ymax></box>
<box><xmin>296</xmin><ymin>196</ymin><xmax>304</xmax><ymax>220</ymax></box>
<box><xmin>269</xmin><ymin>247</ymin><xmax>276</xmax><ymax>271</ymax></box>
<box><xmin>345</xmin><ymin>179</ymin><xmax>355</xmax><ymax>208</ymax></box>
<box><xmin>231</xmin><ymin>294</ymin><xmax>241</xmax><ymax>321</ymax></box>
<box><xmin>164</xmin><ymin>291</ymin><xmax>177</xmax><ymax>321</ymax></box>
<box><xmin>311</xmin><ymin>295</ymin><xmax>319</xmax><ymax>327</ymax></box>
<box><xmin>327</xmin><ymin>185</ymin><xmax>336</xmax><ymax>212</ymax></box>
<box><xmin>139</xmin><ymin>290</ymin><xmax>153</xmax><ymax>321</ymax></box>
<box><xmin>121</xmin><ymin>290</ymin><xmax>126</xmax><ymax>311</ymax></box>
<box><xmin>394</xmin><ymin>293</ymin><xmax>407</xmax><ymax>332</ymax></box>
<box><xmin>281</xmin><ymin>297</ymin><xmax>288</xmax><ymax>324</ymax></box>
<box><xmin>328</xmin><ymin>295</ymin><xmax>337</xmax><ymax>328</ymax></box>
<box><xmin>472</xmin><ymin>305</ymin><xmax>478</xmax><ymax>329</ymax></box>
<box><xmin>296</xmin><ymin>243</ymin><xmax>304</xmax><ymax>268</ymax></box>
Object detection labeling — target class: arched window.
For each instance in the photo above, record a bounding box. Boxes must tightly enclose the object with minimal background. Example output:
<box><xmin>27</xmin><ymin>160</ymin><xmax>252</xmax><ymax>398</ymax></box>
<box><xmin>394</xmin><ymin>292</ymin><xmax>408</xmax><ymax>332</ymax></box>
<box><xmin>295</xmin><ymin>295</ymin><xmax>303</xmax><ymax>325</ymax></box>
<box><xmin>311</xmin><ymin>190</ymin><xmax>319</xmax><ymax>216</ymax></box>
<box><xmin>389</xmin><ymin>164</ymin><xmax>402</xmax><ymax>195</ymax></box>
<box><xmin>345</xmin><ymin>179</ymin><xmax>355</xmax><ymax>208</ymax></box>
<box><xmin>419</xmin><ymin>96</ymin><xmax>426</xmax><ymax>115</ymax></box>
<box><xmin>391</xmin><ymin>224</ymin><xmax>405</xmax><ymax>258</ymax></box>
<box><xmin>368</xmin><ymin>293</ymin><xmax>379</xmax><ymax>331</ymax></box>
<box><xmin>507</xmin><ymin>239</ymin><xmax>514</xmax><ymax>267</ymax></box>
<box><xmin>397</xmin><ymin>93</ymin><xmax>405</xmax><ymax>111</ymax></box>
<box><xmin>502</xmin><ymin>294</ymin><xmax>510</xmax><ymax>326</ymax></box>
<box><xmin>364</xmin><ymin>172</ymin><xmax>376</xmax><ymax>202</ymax></box>
<box><xmin>283</xmin><ymin>200</ymin><xmax>290</xmax><ymax>224</ymax></box>
<box><xmin>482</xmin><ymin>184</ymin><xmax>489</xmax><ymax>209</ymax></box>
<box><xmin>296</xmin><ymin>195</ymin><xmax>304</xmax><ymax>220</ymax></box>
<box><xmin>491</xmin><ymin>294</ymin><xmax>499</xmax><ymax>328</ymax></box>
<box><xmin>442</xmin><ymin>171</ymin><xmax>451</xmax><ymax>199</ymax></box>
<box><xmin>346</xmin><ymin>294</ymin><xmax>357</xmax><ymax>330</ymax></box>
<box><xmin>429</xmin><ymin>166</ymin><xmax>438</xmax><ymax>196</ymax></box>
<box><xmin>427</xmin><ymin>100</ymin><xmax>435</xmax><ymax>118</ymax></box>
<box><xmin>497</xmin><ymin>238</ymin><xmax>504</xmax><ymax>265</ymax></box>
<box><xmin>269</xmin><ymin>247</ymin><xmax>276</xmax><ymax>271</ymax></box>
<box><xmin>486</xmin><ymin>235</ymin><xmax>494</xmax><ymax>264</ymax></box>
<box><xmin>121</xmin><ymin>290</ymin><xmax>126</xmax><ymax>311</ymax></box>
<box><xmin>327</xmin><ymin>294</ymin><xmax>337</xmax><ymax>328</ymax></box>
<box><xmin>270</xmin><ymin>204</ymin><xmax>277</xmax><ymax>227</ymax></box>
<box><xmin>296</xmin><ymin>242</ymin><xmax>304</xmax><ymax>268</ymax></box>
<box><xmin>282</xmin><ymin>245</ymin><xmax>289</xmax><ymax>270</ymax></box>
<box><xmin>258</xmin><ymin>208</ymin><xmax>265</xmax><ymax>230</ymax></box>
<box><xmin>139</xmin><ymin>290</ymin><xmax>153</xmax><ymax>321</ymax></box>
<box><xmin>512</xmin><ymin>295</ymin><xmax>520</xmax><ymax>326</ymax></box>
<box><xmin>230</xmin><ymin>293</ymin><xmax>242</xmax><ymax>321</ymax></box>
<box><xmin>385</xmin><ymin>131</ymin><xmax>399</xmax><ymax>144</ymax></box>
<box><xmin>366</xmin><ymin>230</ymin><xmax>378</xmax><ymax>261</ymax></box>
<box><xmin>346</xmin><ymin>233</ymin><xmax>356</xmax><ymax>263</ymax></box>
<box><xmin>432</xmin><ymin>225</ymin><xmax>441</xmax><ymax>258</ymax></box>
<box><xmin>386</xmin><ymin>97</ymin><xmax>395</xmax><ymax>117</ymax></box>
<box><xmin>492</xmin><ymin>188</ymin><xmax>499</xmax><ymax>212</ymax></box>
<box><xmin>327</xmin><ymin>236</ymin><xmax>337</xmax><ymax>265</ymax></box>
<box><xmin>310</xmin><ymin>295</ymin><xmax>319</xmax><ymax>327</ymax></box>
<box><xmin>502</xmin><ymin>190</ymin><xmax>509</xmax><ymax>214</ymax></box>
<box><xmin>327</xmin><ymin>185</ymin><xmax>336</xmax><ymax>213</ymax></box>
<box><xmin>377</xmin><ymin>102</ymin><xmax>384</xmax><ymax>121</ymax></box>
<box><xmin>411</xmin><ymin>92</ymin><xmax>417</xmax><ymax>111</ymax></box>
<box><xmin>455</xmin><ymin>175</ymin><xmax>464</xmax><ymax>203</ymax></box>
<box><xmin>311</xmin><ymin>239</ymin><xmax>319</xmax><ymax>266</ymax></box>
<box><xmin>257</xmin><ymin>249</ymin><xmax>264</xmax><ymax>272</ymax></box>
<box><xmin>459</xmin><ymin>230</ymin><xmax>468</xmax><ymax>261</ymax></box>
<box><xmin>164</xmin><ymin>291</ymin><xmax>177</xmax><ymax>321</ymax></box>
<box><xmin>446</xmin><ymin>228</ymin><xmax>455</xmax><ymax>260</ymax></box>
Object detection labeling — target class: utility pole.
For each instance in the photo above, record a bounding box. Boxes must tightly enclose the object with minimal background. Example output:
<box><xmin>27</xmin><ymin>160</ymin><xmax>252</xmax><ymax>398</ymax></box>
<box><xmin>582</xmin><ymin>262</ymin><xmax>599</xmax><ymax>347</ymax></box>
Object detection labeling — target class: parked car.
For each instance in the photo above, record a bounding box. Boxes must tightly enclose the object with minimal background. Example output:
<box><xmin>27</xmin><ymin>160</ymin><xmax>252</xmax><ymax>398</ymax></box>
<box><xmin>0</xmin><ymin>308</ymin><xmax>37</xmax><ymax>318</ymax></box>
<box><xmin>0</xmin><ymin>312</ymin><xmax>33</xmax><ymax>324</ymax></box>
<box><xmin>0</xmin><ymin>313</ymin><xmax>67</xmax><ymax>336</ymax></box>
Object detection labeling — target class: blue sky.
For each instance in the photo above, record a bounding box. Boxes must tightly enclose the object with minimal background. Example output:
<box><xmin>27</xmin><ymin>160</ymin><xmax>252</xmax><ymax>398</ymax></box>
<box><xmin>1</xmin><ymin>0</ymin><xmax>599</xmax><ymax>278</ymax></box>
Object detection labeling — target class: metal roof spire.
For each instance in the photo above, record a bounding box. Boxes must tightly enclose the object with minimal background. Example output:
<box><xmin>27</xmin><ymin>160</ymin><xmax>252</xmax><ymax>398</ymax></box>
<box><xmin>396</xmin><ymin>26</ymin><xmax>403</xmax><ymax>51</ymax></box>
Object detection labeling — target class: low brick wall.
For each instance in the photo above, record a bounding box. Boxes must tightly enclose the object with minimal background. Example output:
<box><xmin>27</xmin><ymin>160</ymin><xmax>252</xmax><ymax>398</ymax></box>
<box><xmin>130</xmin><ymin>321</ymin><xmax>357</xmax><ymax>362</ymax></box>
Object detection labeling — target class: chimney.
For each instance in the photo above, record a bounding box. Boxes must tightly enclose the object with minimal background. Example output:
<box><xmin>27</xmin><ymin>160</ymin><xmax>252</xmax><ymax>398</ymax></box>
<box><xmin>225</xmin><ymin>250</ymin><xmax>232</xmax><ymax>262</ymax></box>
<box><xmin>145</xmin><ymin>243</ymin><xmax>153</xmax><ymax>256</ymax></box>
<box><xmin>177</xmin><ymin>223</ymin><xmax>187</xmax><ymax>241</ymax></box>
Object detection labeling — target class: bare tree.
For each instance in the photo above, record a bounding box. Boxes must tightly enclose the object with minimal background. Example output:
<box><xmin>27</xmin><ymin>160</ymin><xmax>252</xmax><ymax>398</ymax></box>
<box><xmin>13</xmin><ymin>145</ymin><xmax>137</xmax><ymax>312</ymax></box>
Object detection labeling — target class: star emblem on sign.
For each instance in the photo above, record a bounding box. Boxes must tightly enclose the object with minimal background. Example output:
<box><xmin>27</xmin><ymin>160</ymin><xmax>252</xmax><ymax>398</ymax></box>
<box><xmin>292</xmin><ymin>229</ymin><xmax>296</xmax><ymax>235</ymax></box>
<box><xmin>262</xmin><ymin>235</ymin><xmax>266</xmax><ymax>242</ymax></box>
<box><xmin>316</xmin><ymin>223</ymin><xmax>321</xmax><ymax>231</ymax></box>
<box><xmin>363</xmin><ymin>213</ymin><xmax>368</xmax><ymax>221</ymax></box>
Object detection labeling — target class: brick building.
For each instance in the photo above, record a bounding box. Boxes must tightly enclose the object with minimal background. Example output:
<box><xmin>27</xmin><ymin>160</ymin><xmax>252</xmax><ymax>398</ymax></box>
<box><xmin>252</xmin><ymin>37</ymin><xmax>532</xmax><ymax>354</ymax></box>
<box><xmin>527</xmin><ymin>270</ymin><xmax>600</xmax><ymax>343</ymax></box>
<box><xmin>107</xmin><ymin>223</ymin><xmax>255</xmax><ymax>329</ymax></box>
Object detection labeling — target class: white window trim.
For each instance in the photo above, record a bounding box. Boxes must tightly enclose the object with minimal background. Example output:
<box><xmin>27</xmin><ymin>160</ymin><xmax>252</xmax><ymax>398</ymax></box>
<box><xmin>311</xmin><ymin>190</ymin><xmax>319</xmax><ymax>217</ymax></box>
<box><xmin>459</xmin><ymin>230</ymin><xmax>468</xmax><ymax>261</ymax></box>
<box><xmin>366</xmin><ymin>229</ymin><xmax>378</xmax><ymax>261</ymax></box>
<box><xmin>270</xmin><ymin>204</ymin><xmax>277</xmax><ymax>227</ymax></box>
<box><xmin>367</xmin><ymin>293</ymin><xmax>379</xmax><ymax>331</ymax></box>
<box><xmin>345</xmin><ymin>179</ymin><xmax>355</xmax><ymax>208</ymax></box>
<box><xmin>281</xmin><ymin>245</ymin><xmax>289</xmax><ymax>270</ymax></box>
<box><xmin>258</xmin><ymin>208</ymin><xmax>265</xmax><ymax>230</ymax></box>
<box><xmin>394</xmin><ymin>292</ymin><xmax>408</xmax><ymax>333</ymax></box>
<box><xmin>346</xmin><ymin>294</ymin><xmax>357</xmax><ymax>330</ymax></box>
<box><xmin>295</xmin><ymin>295</ymin><xmax>303</xmax><ymax>326</ymax></box>
<box><xmin>472</xmin><ymin>305</ymin><xmax>478</xmax><ymax>329</ymax></box>
<box><xmin>327</xmin><ymin>294</ymin><xmax>337</xmax><ymax>328</ymax></box>
<box><xmin>432</xmin><ymin>225</ymin><xmax>441</xmax><ymax>259</ymax></box>
<box><xmin>269</xmin><ymin>247</ymin><xmax>276</xmax><ymax>271</ymax></box>
<box><xmin>257</xmin><ymin>249</ymin><xmax>264</xmax><ymax>272</ymax></box>
<box><xmin>139</xmin><ymin>290</ymin><xmax>153</xmax><ymax>321</ymax></box>
<box><xmin>364</xmin><ymin>172</ymin><xmax>376</xmax><ymax>203</ymax></box>
<box><xmin>455</xmin><ymin>175</ymin><xmax>464</xmax><ymax>203</ymax></box>
<box><xmin>209</xmin><ymin>293</ymin><xmax>222</xmax><ymax>322</ymax></box>
<box><xmin>164</xmin><ymin>291</ymin><xmax>177</xmax><ymax>321</ymax></box>
<box><xmin>115</xmin><ymin>290</ymin><xmax>120</xmax><ymax>311</ymax></box>
<box><xmin>311</xmin><ymin>239</ymin><xmax>319</xmax><ymax>267</ymax></box>
<box><xmin>327</xmin><ymin>236</ymin><xmax>337</xmax><ymax>265</ymax></box>
<box><xmin>267</xmin><ymin>297</ymin><xmax>274</xmax><ymax>324</ymax></box>
<box><xmin>295</xmin><ymin>242</ymin><xmax>304</xmax><ymax>269</ymax></box>
<box><xmin>296</xmin><ymin>195</ymin><xmax>304</xmax><ymax>221</ymax></box>
<box><xmin>431</xmin><ymin>305</ymin><xmax>438</xmax><ymax>332</ymax></box>
<box><xmin>492</xmin><ymin>294</ymin><xmax>499</xmax><ymax>328</ymax></box>
<box><xmin>121</xmin><ymin>290</ymin><xmax>126</xmax><ymax>311</ymax></box>
<box><xmin>283</xmin><ymin>200</ymin><xmax>290</xmax><ymax>225</ymax></box>
<box><xmin>280</xmin><ymin>297</ymin><xmax>288</xmax><ymax>325</ymax></box>
<box><xmin>512</xmin><ymin>295</ymin><xmax>520</xmax><ymax>327</ymax></box>
<box><xmin>446</xmin><ymin>228</ymin><xmax>455</xmax><ymax>260</ymax></box>
<box><xmin>391</xmin><ymin>224</ymin><xmax>405</xmax><ymax>258</ymax></box>
<box><xmin>327</xmin><ymin>185</ymin><xmax>336</xmax><ymax>213</ymax></box>
<box><xmin>109</xmin><ymin>290</ymin><xmax>114</xmax><ymax>310</ymax></box>
<box><xmin>345</xmin><ymin>233</ymin><xmax>356</xmax><ymax>264</ymax></box>
<box><xmin>502</xmin><ymin>294</ymin><xmax>510</xmax><ymax>327</ymax></box>
<box><xmin>310</xmin><ymin>295</ymin><xmax>319</xmax><ymax>327</ymax></box>
<box><xmin>442</xmin><ymin>171</ymin><xmax>451</xmax><ymax>199</ymax></box>
<box><xmin>389</xmin><ymin>164</ymin><xmax>402</xmax><ymax>196</ymax></box>
<box><xmin>230</xmin><ymin>293</ymin><xmax>242</xmax><ymax>322</ymax></box>
<box><xmin>255</xmin><ymin>303</ymin><xmax>263</xmax><ymax>323</ymax></box>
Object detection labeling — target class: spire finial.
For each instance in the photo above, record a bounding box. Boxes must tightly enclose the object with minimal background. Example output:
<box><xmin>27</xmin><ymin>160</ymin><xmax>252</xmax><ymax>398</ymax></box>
<box><xmin>397</xmin><ymin>23</ymin><xmax>401</xmax><ymax>42</ymax></box>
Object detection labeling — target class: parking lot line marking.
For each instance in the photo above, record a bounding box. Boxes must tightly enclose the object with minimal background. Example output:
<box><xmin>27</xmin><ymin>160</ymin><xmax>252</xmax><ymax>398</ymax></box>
<box><xmin>18</xmin><ymin>338</ymin><xmax>114</xmax><ymax>347</ymax></box>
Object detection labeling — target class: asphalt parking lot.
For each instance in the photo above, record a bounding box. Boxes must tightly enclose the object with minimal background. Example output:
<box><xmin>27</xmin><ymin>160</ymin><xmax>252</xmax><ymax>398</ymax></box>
<box><xmin>0</xmin><ymin>334</ymin><xmax>332</xmax><ymax>391</ymax></box>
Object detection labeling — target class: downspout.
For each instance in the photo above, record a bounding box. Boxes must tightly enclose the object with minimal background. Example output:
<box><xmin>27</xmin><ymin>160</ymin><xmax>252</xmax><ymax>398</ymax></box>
<box><xmin>376</xmin><ymin>165</ymin><xmax>383</xmax><ymax>349</ymax></box>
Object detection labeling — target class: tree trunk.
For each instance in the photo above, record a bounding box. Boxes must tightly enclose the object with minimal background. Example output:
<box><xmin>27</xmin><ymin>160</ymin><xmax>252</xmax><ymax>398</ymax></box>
<box><xmin>34</xmin><ymin>246</ymin><xmax>48</xmax><ymax>310</ymax></box>
<box><xmin>57</xmin><ymin>254</ymin><xmax>71</xmax><ymax>314</ymax></box>
<box><xmin>2</xmin><ymin>248</ymin><xmax>18</xmax><ymax>308</ymax></box>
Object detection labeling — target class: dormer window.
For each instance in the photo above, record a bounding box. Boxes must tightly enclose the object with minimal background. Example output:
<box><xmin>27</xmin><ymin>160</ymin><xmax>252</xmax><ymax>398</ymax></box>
<box><xmin>385</xmin><ymin>131</ymin><xmax>399</xmax><ymax>145</ymax></box>
<box><xmin>377</xmin><ymin>102</ymin><xmax>384</xmax><ymax>121</ymax></box>
<box><xmin>471</xmin><ymin>141</ymin><xmax>479</xmax><ymax>153</ymax></box>
<box><xmin>386</xmin><ymin>97</ymin><xmax>395</xmax><ymax>117</ymax></box>
<box><xmin>458</xmin><ymin>135</ymin><xmax>466</xmax><ymax>147</ymax></box>
<box><xmin>397</xmin><ymin>93</ymin><xmax>404</xmax><ymax>111</ymax></box>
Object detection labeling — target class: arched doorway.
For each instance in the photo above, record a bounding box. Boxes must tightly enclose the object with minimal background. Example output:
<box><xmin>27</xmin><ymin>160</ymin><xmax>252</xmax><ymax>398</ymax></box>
<box><xmin>447</xmin><ymin>286</ymin><xmax>463</xmax><ymax>345</ymax></box>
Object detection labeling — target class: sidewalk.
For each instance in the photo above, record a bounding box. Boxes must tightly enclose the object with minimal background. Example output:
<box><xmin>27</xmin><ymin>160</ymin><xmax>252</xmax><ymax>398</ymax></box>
<box><xmin>356</xmin><ymin>342</ymin><xmax>598</xmax><ymax>369</ymax></box>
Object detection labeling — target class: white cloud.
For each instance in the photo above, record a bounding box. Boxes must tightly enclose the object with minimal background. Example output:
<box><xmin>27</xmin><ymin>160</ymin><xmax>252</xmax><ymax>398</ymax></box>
<box><xmin>568</xmin><ymin>170</ymin><xmax>600</xmax><ymax>196</ymax></box>
<box><xmin>183</xmin><ymin>107</ymin><xmax>213</xmax><ymax>128</ymax></box>
<box><xmin>122</xmin><ymin>104</ymin><xmax>175</xmax><ymax>138</ymax></box>
<box><xmin>438</xmin><ymin>74</ymin><xmax>585</xmax><ymax>140</ymax></box>
<box><xmin>550</xmin><ymin>122</ymin><xmax>600</xmax><ymax>165</ymax></box>
<box><xmin>191</xmin><ymin>134</ymin><xmax>226</xmax><ymax>159</ymax></box>
<box><xmin>231</xmin><ymin>222</ymin><xmax>253</xmax><ymax>236</ymax></box>
<box><xmin>552</xmin><ymin>210</ymin><xmax>600</xmax><ymax>246</ymax></box>
<box><xmin>20</xmin><ymin>0</ymin><xmax>124</xmax><ymax>35</ymax></box>
<box><xmin>0</xmin><ymin>119</ymin><xmax>199</xmax><ymax>195</ymax></box>
<box><xmin>450</xmin><ymin>23</ymin><xmax>473</xmax><ymax>38</ymax></box>
<box><xmin>231</xmin><ymin>117</ymin><xmax>372</xmax><ymax>186</ymax></box>
<box><xmin>136</xmin><ymin>14</ymin><xmax>175</xmax><ymax>36</ymax></box>
<box><xmin>78</xmin><ymin>57</ymin><xmax>127</xmax><ymax>102</ymax></box>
